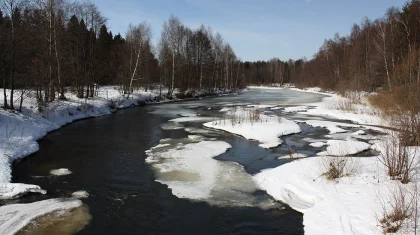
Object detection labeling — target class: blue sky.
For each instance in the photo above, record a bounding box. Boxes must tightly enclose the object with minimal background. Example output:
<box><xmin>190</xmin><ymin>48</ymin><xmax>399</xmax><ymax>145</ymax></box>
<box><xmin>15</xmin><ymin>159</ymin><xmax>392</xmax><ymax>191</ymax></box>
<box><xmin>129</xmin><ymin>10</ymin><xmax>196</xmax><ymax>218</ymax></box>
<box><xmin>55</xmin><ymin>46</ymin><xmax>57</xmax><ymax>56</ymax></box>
<box><xmin>95</xmin><ymin>0</ymin><xmax>407</xmax><ymax>61</ymax></box>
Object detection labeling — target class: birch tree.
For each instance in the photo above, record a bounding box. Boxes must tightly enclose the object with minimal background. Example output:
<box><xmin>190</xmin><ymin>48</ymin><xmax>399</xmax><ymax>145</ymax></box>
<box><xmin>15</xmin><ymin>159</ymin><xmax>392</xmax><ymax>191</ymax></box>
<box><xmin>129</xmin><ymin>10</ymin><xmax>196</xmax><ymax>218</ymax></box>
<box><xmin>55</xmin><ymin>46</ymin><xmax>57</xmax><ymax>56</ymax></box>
<box><xmin>126</xmin><ymin>22</ymin><xmax>151</xmax><ymax>95</ymax></box>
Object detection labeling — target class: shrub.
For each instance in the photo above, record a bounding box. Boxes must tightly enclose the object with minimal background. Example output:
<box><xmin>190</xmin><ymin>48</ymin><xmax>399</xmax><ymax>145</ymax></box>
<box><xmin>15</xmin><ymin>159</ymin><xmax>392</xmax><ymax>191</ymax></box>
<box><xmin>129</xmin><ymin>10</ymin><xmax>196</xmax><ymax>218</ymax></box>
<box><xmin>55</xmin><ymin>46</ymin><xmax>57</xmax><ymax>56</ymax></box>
<box><xmin>108</xmin><ymin>99</ymin><xmax>117</xmax><ymax>110</ymax></box>
<box><xmin>378</xmin><ymin>132</ymin><xmax>418</xmax><ymax>184</ymax></box>
<box><xmin>379</xmin><ymin>185</ymin><xmax>414</xmax><ymax>233</ymax></box>
<box><xmin>319</xmin><ymin>156</ymin><xmax>359</xmax><ymax>180</ymax></box>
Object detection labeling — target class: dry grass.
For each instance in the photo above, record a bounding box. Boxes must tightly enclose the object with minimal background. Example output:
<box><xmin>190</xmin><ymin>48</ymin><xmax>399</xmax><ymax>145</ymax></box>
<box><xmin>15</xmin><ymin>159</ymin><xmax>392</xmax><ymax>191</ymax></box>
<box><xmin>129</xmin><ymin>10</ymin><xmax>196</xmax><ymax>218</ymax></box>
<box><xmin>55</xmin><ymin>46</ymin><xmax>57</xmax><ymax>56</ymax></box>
<box><xmin>378</xmin><ymin>185</ymin><xmax>414</xmax><ymax>233</ymax></box>
<box><xmin>369</xmin><ymin>85</ymin><xmax>420</xmax><ymax>146</ymax></box>
<box><xmin>222</xmin><ymin>106</ymin><xmax>272</xmax><ymax>126</ymax></box>
<box><xmin>319</xmin><ymin>156</ymin><xmax>360</xmax><ymax>180</ymax></box>
<box><xmin>377</xmin><ymin>133</ymin><xmax>418</xmax><ymax>184</ymax></box>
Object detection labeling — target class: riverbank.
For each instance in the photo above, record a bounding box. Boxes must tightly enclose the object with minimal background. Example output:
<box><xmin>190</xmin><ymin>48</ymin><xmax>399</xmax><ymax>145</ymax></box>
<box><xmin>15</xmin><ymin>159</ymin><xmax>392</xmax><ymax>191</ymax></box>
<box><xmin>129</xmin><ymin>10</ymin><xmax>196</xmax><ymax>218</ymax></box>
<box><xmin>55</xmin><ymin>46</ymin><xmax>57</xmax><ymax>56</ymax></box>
<box><xmin>237</xmin><ymin>86</ymin><xmax>418</xmax><ymax>234</ymax></box>
<box><xmin>0</xmin><ymin>86</ymin><xmax>236</xmax><ymax>197</ymax></box>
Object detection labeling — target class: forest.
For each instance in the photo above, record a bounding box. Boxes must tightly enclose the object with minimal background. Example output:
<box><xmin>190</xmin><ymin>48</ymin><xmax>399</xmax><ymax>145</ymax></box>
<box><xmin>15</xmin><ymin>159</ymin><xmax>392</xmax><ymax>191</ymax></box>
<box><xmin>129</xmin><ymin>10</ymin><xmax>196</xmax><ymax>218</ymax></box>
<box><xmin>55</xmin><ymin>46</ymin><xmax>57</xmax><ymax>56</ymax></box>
<box><xmin>1</xmin><ymin>0</ymin><xmax>420</xmax><ymax>120</ymax></box>
<box><xmin>0</xmin><ymin>0</ymin><xmax>242</xmax><ymax>111</ymax></box>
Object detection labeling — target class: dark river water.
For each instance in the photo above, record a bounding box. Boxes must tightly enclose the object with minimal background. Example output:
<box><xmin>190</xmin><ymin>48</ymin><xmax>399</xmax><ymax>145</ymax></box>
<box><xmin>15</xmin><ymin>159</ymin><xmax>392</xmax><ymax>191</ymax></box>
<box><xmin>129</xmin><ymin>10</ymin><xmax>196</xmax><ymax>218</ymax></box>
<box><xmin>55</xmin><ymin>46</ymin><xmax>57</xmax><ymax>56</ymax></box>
<box><xmin>10</xmin><ymin>88</ymin><xmax>343</xmax><ymax>235</ymax></box>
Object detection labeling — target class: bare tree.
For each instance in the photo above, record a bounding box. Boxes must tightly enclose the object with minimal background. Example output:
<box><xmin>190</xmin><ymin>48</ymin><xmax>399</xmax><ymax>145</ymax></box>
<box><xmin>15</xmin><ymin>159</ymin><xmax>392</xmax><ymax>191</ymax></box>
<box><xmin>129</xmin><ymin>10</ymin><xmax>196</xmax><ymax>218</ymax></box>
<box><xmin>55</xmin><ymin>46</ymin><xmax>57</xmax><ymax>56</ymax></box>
<box><xmin>125</xmin><ymin>22</ymin><xmax>151</xmax><ymax>95</ymax></box>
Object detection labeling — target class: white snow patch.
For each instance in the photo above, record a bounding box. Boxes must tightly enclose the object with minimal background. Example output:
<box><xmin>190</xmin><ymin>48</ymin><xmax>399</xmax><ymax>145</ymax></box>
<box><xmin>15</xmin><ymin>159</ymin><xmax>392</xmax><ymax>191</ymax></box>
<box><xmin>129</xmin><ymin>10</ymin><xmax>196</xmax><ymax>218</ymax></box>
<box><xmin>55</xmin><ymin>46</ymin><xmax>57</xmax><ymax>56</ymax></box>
<box><xmin>0</xmin><ymin>183</ymin><xmax>46</xmax><ymax>199</ymax></box>
<box><xmin>50</xmin><ymin>168</ymin><xmax>72</xmax><ymax>176</ymax></box>
<box><xmin>72</xmin><ymin>191</ymin><xmax>89</xmax><ymax>199</ymax></box>
<box><xmin>304</xmin><ymin>120</ymin><xmax>361</xmax><ymax>134</ymax></box>
<box><xmin>220</xmin><ymin>107</ymin><xmax>232</xmax><ymax>112</ymax></box>
<box><xmin>187</xmin><ymin>135</ymin><xmax>204</xmax><ymax>141</ymax></box>
<box><xmin>160</xmin><ymin>122</ymin><xmax>184</xmax><ymax>130</ymax></box>
<box><xmin>204</xmin><ymin>107</ymin><xmax>301</xmax><ymax>148</ymax></box>
<box><xmin>277</xmin><ymin>153</ymin><xmax>307</xmax><ymax>160</ymax></box>
<box><xmin>352</xmin><ymin>130</ymin><xmax>366</xmax><ymax>135</ymax></box>
<box><xmin>309</xmin><ymin>142</ymin><xmax>327</xmax><ymax>148</ymax></box>
<box><xmin>318</xmin><ymin>139</ymin><xmax>371</xmax><ymax>156</ymax></box>
<box><xmin>283</xmin><ymin>106</ymin><xmax>308</xmax><ymax>113</ymax></box>
<box><xmin>146</xmin><ymin>141</ymin><xmax>276</xmax><ymax>208</ymax></box>
<box><xmin>0</xmin><ymin>198</ymin><xmax>82</xmax><ymax>235</ymax></box>
<box><xmin>253</xmin><ymin>156</ymin><xmax>394</xmax><ymax>235</ymax></box>
<box><xmin>169</xmin><ymin>116</ymin><xmax>216</xmax><ymax>123</ymax></box>
<box><xmin>247</xmin><ymin>104</ymin><xmax>277</xmax><ymax>109</ymax></box>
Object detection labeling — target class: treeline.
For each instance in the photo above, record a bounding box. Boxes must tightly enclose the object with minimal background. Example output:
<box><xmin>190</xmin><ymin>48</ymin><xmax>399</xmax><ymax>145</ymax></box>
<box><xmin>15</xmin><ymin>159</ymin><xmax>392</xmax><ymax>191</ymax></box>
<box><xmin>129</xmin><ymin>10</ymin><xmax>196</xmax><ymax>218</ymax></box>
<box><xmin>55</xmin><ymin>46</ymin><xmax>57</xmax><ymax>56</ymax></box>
<box><xmin>289</xmin><ymin>0</ymin><xmax>420</xmax><ymax>93</ymax></box>
<box><xmin>0</xmin><ymin>0</ymin><xmax>242</xmax><ymax>111</ymax></box>
<box><xmin>250</xmin><ymin>0</ymin><xmax>420</xmax><ymax>94</ymax></box>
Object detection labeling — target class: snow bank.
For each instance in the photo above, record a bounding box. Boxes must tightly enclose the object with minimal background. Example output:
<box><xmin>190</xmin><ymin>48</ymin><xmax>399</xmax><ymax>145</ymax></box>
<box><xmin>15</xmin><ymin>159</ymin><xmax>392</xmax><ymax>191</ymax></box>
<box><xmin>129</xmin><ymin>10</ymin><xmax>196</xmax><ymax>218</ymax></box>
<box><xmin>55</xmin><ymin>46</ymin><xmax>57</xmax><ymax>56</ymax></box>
<box><xmin>253</xmin><ymin>156</ymin><xmax>390</xmax><ymax>235</ymax></box>
<box><xmin>204</xmin><ymin>107</ymin><xmax>301</xmax><ymax>148</ymax></box>
<box><xmin>304</xmin><ymin>120</ymin><xmax>362</xmax><ymax>134</ymax></box>
<box><xmin>0</xmin><ymin>198</ymin><xmax>82</xmax><ymax>235</ymax></box>
<box><xmin>318</xmin><ymin>139</ymin><xmax>371</xmax><ymax>156</ymax></box>
<box><xmin>293</xmin><ymin>89</ymin><xmax>384</xmax><ymax>126</ymax></box>
<box><xmin>0</xmin><ymin>183</ymin><xmax>46</xmax><ymax>199</ymax></box>
<box><xmin>0</xmin><ymin>87</ymin><xmax>164</xmax><ymax>184</ymax></box>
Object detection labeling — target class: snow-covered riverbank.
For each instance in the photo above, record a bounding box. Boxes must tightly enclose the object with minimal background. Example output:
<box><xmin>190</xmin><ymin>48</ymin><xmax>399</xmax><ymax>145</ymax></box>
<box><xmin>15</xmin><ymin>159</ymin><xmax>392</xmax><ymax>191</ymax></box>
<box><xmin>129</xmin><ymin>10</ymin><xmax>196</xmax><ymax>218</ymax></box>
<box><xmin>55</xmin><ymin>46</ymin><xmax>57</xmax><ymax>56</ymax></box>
<box><xmin>0</xmin><ymin>87</ymin><xmax>233</xmax><ymax>194</ymax></box>
<box><xmin>239</xmin><ymin>86</ymin><xmax>419</xmax><ymax>234</ymax></box>
<box><xmin>0</xmin><ymin>86</ymin><xmax>236</xmax><ymax>234</ymax></box>
<box><xmin>183</xmin><ymin>86</ymin><xmax>419</xmax><ymax>234</ymax></box>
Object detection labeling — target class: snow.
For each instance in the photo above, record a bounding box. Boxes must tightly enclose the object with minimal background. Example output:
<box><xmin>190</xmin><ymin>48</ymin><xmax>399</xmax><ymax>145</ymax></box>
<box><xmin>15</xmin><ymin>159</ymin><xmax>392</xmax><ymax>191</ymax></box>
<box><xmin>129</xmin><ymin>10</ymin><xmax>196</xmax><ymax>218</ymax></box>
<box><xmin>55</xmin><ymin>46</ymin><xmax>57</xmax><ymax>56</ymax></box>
<box><xmin>219</xmin><ymin>107</ymin><xmax>232</xmax><ymax>112</ymax></box>
<box><xmin>72</xmin><ymin>191</ymin><xmax>89</xmax><ymax>199</ymax></box>
<box><xmin>0</xmin><ymin>87</ymin><xmax>167</xmax><ymax>184</ymax></box>
<box><xmin>159</xmin><ymin>122</ymin><xmax>184</xmax><ymax>130</ymax></box>
<box><xmin>169</xmin><ymin>116</ymin><xmax>217</xmax><ymax>123</ymax></box>
<box><xmin>249</xmin><ymin>86</ymin><xmax>402</xmax><ymax>235</ymax></box>
<box><xmin>296</xmin><ymin>90</ymin><xmax>384</xmax><ymax>127</ymax></box>
<box><xmin>204</xmin><ymin>107</ymin><xmax>301</xmax><ymax>148</ymax></box>
<box><xmin>247</xmin><ymin>104</ymin><xmax>277</xmax><ymax>109</ymax></box>
<box><xmin>146</xmin><ymin>140</ymin><xmax>277</xmax><ymax>208</ymax></box>
<box><xmin>187</xmin><ymin>135</ymin><xmax>204</xmax><ymax>141</ymax></box>
<box><xmin>352</xmin><ymin>130</ymin><xmax>366</xmax><ymax>135</ymax></box>
<box><xmin>283</xmin><ymin>106</ymin><xmax>308</xmax><ymax>113</ymax></box>
<box><xmin>318</xmin><ymin>139</ymin><xmax>371</xmax><ymax>156</ymax></box>
<box><xmin>0</xmin><ymin>198</ymin><xmax>82</xmax><ymax>235</ymax></box>
<box><xmin>303</xmin><ymin>120</ymin><xmax>362</xmax><ymax>134</ymax></box>
<box><xmin>50</xmin><ymin>168</ymin><xmax>72</xmax><ymax>176</ymax></box>
<box><xmin>309</xmin><ymin>142</ymin><xmax>327</xmax><ymax>148</ymax></box>
<box><xmin>146</xmin><ymin>141</ymin><xmax>232</xmax><ymax>200</ymax></box>
<box><xmin>0</xmin><ymin>183</ymin><xmax>46</xmax><ymax>199</ymax></box>
<box><xmin>277</xmin><ymin>153</ymin><xmax>307</xmax><ymax>159</ymax></box>
<box><xmin>253</xmin><ymin>156</ymin><xmax>393</xmax><ymax>235</ymax></box>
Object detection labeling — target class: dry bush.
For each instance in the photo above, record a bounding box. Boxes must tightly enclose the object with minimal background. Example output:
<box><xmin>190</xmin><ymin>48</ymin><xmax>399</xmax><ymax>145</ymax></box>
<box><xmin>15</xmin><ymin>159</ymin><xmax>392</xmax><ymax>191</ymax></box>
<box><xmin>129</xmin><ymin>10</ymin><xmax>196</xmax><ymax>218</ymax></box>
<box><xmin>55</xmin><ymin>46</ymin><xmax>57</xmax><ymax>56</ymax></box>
<box><xmin>379</xmin><ymin>184</ymin><xmax>415</xmax><ymax>233</ymax></box>
<box><xmin>247</xmin><ymin>107</ymin><xmax>262</xmax><ymax>124</ymax></box>
<box><xmin>319</xmin><ymin>157</ymin><xmax>360</xmax><ymax>180</ymax></box>
<box><xmin>370</xmin><ymin>85</ymin><xmax>420</xmax><ymax>146</ymax></box>
<box><xmin>223</xmin><ymin>106</ymin><xmax>267</xmax><ymax>126</ymax></box>
<box><xmin>378</xmin><ymin>132</ymin><xmax>419</xmax><ymax>184</ymax></box>
<box><xmin>324</xmin><ymin>96</ymin><xmax>355</xmax><ymax>112</ymax></box>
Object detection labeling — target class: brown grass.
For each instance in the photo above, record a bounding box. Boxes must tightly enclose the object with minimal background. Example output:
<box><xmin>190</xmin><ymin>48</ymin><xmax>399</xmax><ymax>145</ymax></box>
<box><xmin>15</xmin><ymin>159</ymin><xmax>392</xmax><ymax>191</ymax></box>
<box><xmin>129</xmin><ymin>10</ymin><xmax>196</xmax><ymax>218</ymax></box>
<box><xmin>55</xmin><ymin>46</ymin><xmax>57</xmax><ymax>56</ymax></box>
<box><xmin>379</xmin><ymin>185</ymin><xmax>414</xmax><ymax>234</ymax></box>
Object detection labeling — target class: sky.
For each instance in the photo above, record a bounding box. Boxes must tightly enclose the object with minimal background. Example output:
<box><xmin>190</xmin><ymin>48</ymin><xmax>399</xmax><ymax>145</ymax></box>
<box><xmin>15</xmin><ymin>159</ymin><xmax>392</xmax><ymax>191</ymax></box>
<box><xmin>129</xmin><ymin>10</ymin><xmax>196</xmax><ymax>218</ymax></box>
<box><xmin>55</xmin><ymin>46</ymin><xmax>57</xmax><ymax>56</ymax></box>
<box><xmin>94</xmin><ymin>0</ymin><xmax>407</xmax><ymax>61</ymax></box>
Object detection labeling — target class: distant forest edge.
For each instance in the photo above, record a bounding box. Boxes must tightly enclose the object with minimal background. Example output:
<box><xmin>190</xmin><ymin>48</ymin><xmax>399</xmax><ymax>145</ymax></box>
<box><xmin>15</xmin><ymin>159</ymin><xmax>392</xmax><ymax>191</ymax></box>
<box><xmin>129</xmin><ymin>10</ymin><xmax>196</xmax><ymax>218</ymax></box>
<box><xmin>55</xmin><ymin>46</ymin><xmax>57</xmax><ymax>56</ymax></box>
<box><xmin>0</xmin><ymin>0</ymin><xmax>419</xmax><ymax>113</ymax></box>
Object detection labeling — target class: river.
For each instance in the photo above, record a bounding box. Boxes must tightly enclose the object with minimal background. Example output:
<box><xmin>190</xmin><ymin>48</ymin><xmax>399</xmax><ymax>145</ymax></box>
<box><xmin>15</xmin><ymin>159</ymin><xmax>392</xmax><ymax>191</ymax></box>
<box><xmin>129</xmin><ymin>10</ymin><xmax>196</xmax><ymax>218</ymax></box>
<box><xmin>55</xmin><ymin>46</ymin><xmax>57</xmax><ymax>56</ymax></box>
<box><xmin>10</xmin><ymin>88</ymin><xmax>373</xmax><ymax>235</ymax></box>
